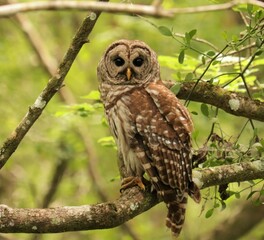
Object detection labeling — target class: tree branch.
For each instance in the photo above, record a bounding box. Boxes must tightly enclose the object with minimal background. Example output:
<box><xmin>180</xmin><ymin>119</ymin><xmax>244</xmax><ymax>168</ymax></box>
<box><xmin>0</xmin><ymin>160</ymin><xmax>263</xmax><ymax>233</ymax></box>
<box><xmin>166</xmin><ymin>81</ymin><xmax>264</xmax><ymax>122</ymax></box>
<box><xmin>192</xmin><ymin>160</ymin><xmax>264</xmax><ymax>189</ymax></box>
<box><xmin>0</xmin><ymin>1</ymin><xmax>107</xmax><ymax>170</ymax></box>
<box><xmin>0</xmin><ymin>0</ymin><xmax>263</xmax><ymax>18</ymax></box>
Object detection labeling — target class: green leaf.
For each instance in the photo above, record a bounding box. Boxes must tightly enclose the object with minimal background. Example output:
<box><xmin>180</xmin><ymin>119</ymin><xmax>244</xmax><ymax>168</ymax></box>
<box><xmin>185</xmin><ymin>32</ymin><xmax>191</xmax><ymax>46</ymax></box>
<box><xmin>82</xmin><ymin>90</ymin><xmax>101</xmax><ymax>100</ymax></box>
<box><xmin>255</xmin><ymin>49</ymin><xmax>263</xmax><ymax>56</ymax></box>
<box><xmin>158</xmin><ymin>26</ymin><xmax>173</xmax><ymax>36</ymax></box>
<box><xmin>235</xmin><ymin>192</ymin><xmax>241</xmax><ymax>199</ymax></box>
<box><xmin>178</xmin><ymin>50</ymin><xmax>185</xmax><ymax>64</ymax></box>
<box><xmin>185</xmin><ymin>72</ymin><xmax>193</xmax><ymax>81</ymax></box>
<box><xmin>189</xmin><ymin>29</ymin><xmax>197</xmax><ymax>39</ymax></box>
<box><xmin>207</xmin><ymin>51</ymin><xmax>216</xmax><ymax>57</ymax></box>
<box><xmin>255</xmin><ymin>10</ymin><xmax>263</xmax><ymax>21</ymax></box>
<box><xmin>214</xmin><ymin>203</ymin><xmax>220</xmax><ymax>208</ymax></box>
<box><xmin>212</xmin><ymin>60</ymin><xmax>221</xmax><ymax>65</ymax></box>
<box><xmin>109</xmin><ymin>175</ymin><xmax>120</xmax><ymax>182</ymax></box>
<box><xmin>222</xmin><ymin>31</ymin><xmax>228</xmax><ymax>41</ymax></box>
<box><xmin>170</xmin><ymin>84</ymin><xmax>181</xmax><ymax>95</ymax></box>
<box><xmin>97</xmin><ymin>136</ymin><xmax>116</xmax><ymax>148</ymax></box>
<box><xmin>260</xmin><ymin>189</ymin><xmax>264</xmax><ymax>196</ymax></box>
<box><xmin>205</xmin><ymin>208</ymin><xmax>214</xmax><ymax>218</ymax></box>
<box><xmin>177</xmin><ymin>72</ymin><xmax>182</xmax><ymax>81</ymax></box>
<box><xmin>200</xmin><ymin>103</ymin><xmax>209</xmax><ymax>117</ymax></box>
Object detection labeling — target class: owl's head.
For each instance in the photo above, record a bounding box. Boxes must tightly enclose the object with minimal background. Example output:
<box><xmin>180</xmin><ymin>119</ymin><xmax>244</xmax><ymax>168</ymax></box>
<box><xmin>97</xmin><ymin>39</ymin><xmax>160</xmax><ymax>85</ymax></box>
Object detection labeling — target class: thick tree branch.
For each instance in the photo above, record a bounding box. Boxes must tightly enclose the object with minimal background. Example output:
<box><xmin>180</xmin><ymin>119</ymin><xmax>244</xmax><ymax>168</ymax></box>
<box><xmin>0</xmin><ymin>0</ymin><xmax>263</xmax><ymax>18</ymax></box>
<box><xmin>0</xmin><ymin>187</ymin><xmax>158</xmax><ymax>233</ymax></box>
<box><xmin>0</xmin><ymin>160</ymin><xmax>263</xmax><ymax>233</ymax></box>
<box><xmin>0</xmin><ymin>0</ymin><xmax>108</xmax><ymax>170</ymax></box>
<box><xmin>192</xmin><ymin>160</ymin><xmax>264</xmax><ymax>189</ymax></box>
<box><xmin>167</xmin><ymin>81</ymin><xmax>264</xmax><ymax>122</ymax></box>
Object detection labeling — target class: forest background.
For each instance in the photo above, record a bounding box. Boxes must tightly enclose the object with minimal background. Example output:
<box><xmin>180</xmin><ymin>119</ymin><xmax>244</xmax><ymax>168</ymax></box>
<box><xmin>0</xmin><ymin>0</ymin><xmax>264</xmax><ymax>240</ymax></box>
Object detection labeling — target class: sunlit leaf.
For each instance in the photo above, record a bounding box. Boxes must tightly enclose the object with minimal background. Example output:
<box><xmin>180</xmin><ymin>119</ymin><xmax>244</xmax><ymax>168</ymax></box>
<box><xmin>82</xmin><ymin>90</ymin><xmax>101</xmax><ymax>100</ymax></box>
<box><xmin>98</xmin><ymin>136</ymin><xmax>116</xmax><ymax>148</ymax></box>
<box><xmin>109</xmin><ymin>175</ymin><xmax>120</xmax><ymax>182</ymax></box>
<box><xmin>212</xmin><ymin>60</ymin><xmax>221</xmax><ymax>65</ymax></box>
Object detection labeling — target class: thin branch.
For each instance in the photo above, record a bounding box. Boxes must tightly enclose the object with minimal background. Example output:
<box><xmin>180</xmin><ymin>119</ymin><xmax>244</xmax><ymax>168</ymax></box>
<box><xmin>0</xmin><ymin>1</ymin><xmax>172</xmax><ymax>17</ymax></box>
<box><xmin>0</xmin><ymin>2</ymin><xmax>106</xmax><ymax>170</ymax></box>
<box><xmin>173</xmin><ymin>33</ymin><xmax>219</xmax><ymax>51</ymax></box>
<box><xmin>165</xmin><ymin>81</ymin><xmax>264</xmax><ymax>122</ymax></box>
<box><xmin>41</xmin><ymin>140</ymin><xmax>71</xmax><ymax>208</ymax></box>
<box><xmin>0</xmin><ymin>160</ymin><xmax>263</xmax><ymax>233</ymax></box>
<box><xmin>0</xmin><ymin>0</ymin><xmax>264</xmax><ymax>18</ymax></box>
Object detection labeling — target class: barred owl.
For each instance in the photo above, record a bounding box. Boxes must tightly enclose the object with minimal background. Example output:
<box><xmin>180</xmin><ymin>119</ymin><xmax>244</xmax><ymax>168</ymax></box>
<box><xmin>97</xmin><ymin>39</ymin><xmax>201</xmax><ymax>237</ymax></box>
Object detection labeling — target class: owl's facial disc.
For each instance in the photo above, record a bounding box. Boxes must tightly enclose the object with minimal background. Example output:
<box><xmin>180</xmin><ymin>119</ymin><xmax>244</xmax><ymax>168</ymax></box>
<box><xmin>103</xmin><ymin>41</ymin><xmax>159</xmax><ymax>85</ymax></box>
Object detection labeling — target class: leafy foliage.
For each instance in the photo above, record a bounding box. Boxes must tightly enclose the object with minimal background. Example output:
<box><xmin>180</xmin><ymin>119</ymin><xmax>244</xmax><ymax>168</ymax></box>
<box><xmin>0</xmin><ymin>1</ymin><xmax>263</xmax><ymax>239</ymax></box>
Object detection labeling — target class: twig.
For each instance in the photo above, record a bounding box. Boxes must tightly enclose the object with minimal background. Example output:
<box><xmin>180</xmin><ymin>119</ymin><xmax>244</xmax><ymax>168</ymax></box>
<box><xmin>0</xmin><ymin>160</ymin><xmax>263</xmax><ymax>233</ymax></box>
<box><xmin>0</xmin><ymin>0</ymin><xmax>263</xmax><ymax>18</ymax></box>
<box><xmin>185</xmin><ymin>45</ymin><xmax>229</xmax><ymax>106</ymax></box>
<box><xmin>173</xmin><ymin>33</ymin><xmax>219</xmax><ymax>51</ymax></box>
<box><xmin>41</xmin><ymin>140</ymin><xmax>71</xmax><ymax>208</ymax></box>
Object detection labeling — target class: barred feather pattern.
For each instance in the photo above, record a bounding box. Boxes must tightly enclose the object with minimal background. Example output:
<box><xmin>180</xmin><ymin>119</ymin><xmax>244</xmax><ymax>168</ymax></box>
<box><xmin>100</xmin><ymin>81</ymin><xmax>200</xmax><ymax>237</ymax></box>
<box><xmin>97</xmin><ymin>39</ymin><xmax>201</xmax><ymax>237</ymax></box>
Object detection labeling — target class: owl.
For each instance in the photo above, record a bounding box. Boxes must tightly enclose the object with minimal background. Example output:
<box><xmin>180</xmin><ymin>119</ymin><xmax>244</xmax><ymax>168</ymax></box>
<box><xmin>97</xmin><ymin>39</ymin><xmax>201</xmax><ymax>237</ymax></box>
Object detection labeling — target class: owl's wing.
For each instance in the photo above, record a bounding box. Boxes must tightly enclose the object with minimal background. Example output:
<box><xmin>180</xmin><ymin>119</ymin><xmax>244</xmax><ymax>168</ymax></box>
<box><xmin>133</xmin><ymin>82</ymin><xmax>194</xmax><ymax>193</ymax></box>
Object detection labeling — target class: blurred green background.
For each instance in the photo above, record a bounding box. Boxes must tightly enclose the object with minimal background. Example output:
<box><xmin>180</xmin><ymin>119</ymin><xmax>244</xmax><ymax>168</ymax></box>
<box><xmin>0</xmin><ymin>0</ymin><xmax>263</xmax><ymax>239</ymax></box>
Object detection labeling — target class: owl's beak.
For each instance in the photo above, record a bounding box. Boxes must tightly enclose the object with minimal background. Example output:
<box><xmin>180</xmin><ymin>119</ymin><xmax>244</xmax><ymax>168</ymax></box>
<box><xmin>126</xmin><ymin>67</ymin><xmax>132</xmax><ymax>80</ymax></box>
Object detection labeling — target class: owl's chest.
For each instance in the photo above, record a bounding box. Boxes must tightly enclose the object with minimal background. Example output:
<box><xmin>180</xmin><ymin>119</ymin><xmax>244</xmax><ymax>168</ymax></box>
<box><xmin>106</xmin><ymin>96</ymin><xmax>135</xmax><ymax>144</ymax></box>
<box><xmin>106</xmin><ymin>91</ymin><xmax>148</xmax><ymax>176</ymax></box>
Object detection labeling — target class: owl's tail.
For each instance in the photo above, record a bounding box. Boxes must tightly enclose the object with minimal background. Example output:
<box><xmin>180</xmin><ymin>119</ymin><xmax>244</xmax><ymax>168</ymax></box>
<box><xmin>165</xmin><ymin>182</ymin><xmax>201</xmax><ymax>237</ymax></box>
<box><xmin>166</xmin><ymin>193</ymin><xmax>188</xmax><ymax>238</ymax></box>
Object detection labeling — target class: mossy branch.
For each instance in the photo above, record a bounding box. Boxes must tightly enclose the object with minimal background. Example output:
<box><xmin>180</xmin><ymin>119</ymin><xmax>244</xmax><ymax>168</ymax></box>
<box><xmin>0</xmin><ymin>160</ymin><xmax>263</xmax><ymax>233</ymax></box>
<box><xmin>165</xmin><ymin>81</ymin><xmax>264</xmax><ymax>122</ymax></box>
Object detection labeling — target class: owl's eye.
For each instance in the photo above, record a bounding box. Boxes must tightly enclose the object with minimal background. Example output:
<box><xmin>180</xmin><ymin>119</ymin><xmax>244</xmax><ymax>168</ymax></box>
<box><xmin>133</xmin><ymin>57</ymin><xmax>144</xmax><ymax>67</ymax></box>
<box><xmin>114</xmin><ymin>57</ymin><xmax>125</xmax><ymax>67</ymax></box>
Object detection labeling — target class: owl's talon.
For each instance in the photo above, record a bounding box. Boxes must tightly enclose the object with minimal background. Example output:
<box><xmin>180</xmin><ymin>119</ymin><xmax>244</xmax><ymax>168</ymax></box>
<box><xmin>120</xmin><ymin>176</ymin><xmax>145</xmax><ymax>192</ymax></box>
